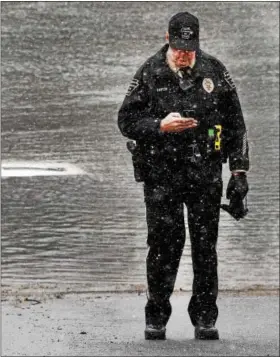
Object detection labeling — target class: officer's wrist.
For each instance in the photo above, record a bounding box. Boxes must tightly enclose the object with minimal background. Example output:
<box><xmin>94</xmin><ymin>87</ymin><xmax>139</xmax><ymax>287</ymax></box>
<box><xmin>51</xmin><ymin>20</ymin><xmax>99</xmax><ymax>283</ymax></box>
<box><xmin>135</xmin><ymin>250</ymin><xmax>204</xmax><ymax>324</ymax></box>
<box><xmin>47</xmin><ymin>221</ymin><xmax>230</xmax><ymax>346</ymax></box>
<box><xmin>231</xmin><ymin>170</ymin><xmax>247</xmax><ymax>177</ymax></box>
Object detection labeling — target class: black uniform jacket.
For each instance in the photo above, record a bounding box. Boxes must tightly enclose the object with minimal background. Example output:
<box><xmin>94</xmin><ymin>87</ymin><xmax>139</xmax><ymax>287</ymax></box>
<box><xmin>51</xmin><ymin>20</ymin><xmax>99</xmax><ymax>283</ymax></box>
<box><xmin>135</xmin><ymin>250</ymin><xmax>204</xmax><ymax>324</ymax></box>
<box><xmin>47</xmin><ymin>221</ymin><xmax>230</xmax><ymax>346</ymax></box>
<box><xmin>118</xmin><ymin>44</ymin><xmax>249</xmax><ymax>186</ymax></box>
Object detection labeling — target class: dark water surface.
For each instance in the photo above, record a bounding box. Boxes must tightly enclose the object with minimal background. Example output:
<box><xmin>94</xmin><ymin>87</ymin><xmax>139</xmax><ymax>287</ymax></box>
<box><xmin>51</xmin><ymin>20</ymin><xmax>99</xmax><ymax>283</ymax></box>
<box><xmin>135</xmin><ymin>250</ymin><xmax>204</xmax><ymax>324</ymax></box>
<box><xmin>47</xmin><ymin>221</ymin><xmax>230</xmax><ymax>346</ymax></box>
<box><xmin>1</xmin><ymin>2</ymin><xmax>279</xmax><ymax>293</ymax></box>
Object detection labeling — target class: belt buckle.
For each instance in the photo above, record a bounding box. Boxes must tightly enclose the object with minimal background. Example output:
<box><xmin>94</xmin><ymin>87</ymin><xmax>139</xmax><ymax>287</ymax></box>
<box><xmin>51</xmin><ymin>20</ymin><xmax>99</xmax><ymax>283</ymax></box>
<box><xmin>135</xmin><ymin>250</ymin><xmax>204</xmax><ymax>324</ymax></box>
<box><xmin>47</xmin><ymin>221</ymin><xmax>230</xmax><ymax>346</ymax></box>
<box><xmin>187</xmin><ymin>143</ymin><xmax>201</xmax><ymax>163</ymax></box>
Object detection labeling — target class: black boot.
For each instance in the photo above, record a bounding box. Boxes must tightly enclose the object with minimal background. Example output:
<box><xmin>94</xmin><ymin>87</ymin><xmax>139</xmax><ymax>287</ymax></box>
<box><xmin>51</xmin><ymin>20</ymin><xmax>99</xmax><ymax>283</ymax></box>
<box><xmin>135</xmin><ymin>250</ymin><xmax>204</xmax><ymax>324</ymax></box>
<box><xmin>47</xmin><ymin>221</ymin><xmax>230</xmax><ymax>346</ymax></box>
<box><xmin>145</xmin><ymin>324</ymin><xmax>166</xmax><ymax>340</ymax></box>
<box><xmin>195</xmin><ymin>323</ymin><xmax>219</xmax><ymax>340</ymax></box>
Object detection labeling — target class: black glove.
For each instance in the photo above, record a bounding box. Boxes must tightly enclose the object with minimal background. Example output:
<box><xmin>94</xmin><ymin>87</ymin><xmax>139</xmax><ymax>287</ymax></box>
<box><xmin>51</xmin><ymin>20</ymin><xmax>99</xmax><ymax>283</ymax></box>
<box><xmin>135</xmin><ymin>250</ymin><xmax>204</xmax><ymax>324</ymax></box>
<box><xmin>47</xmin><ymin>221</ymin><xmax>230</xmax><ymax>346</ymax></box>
<box><xmin>221</xmin><ymin>172</ymin><xmax>249</xmax><ymax>220</ymax></box>
<box><xmin>226</xmin><ymin>172</ymin><xmax>248</xmax><ymax>200</ymax></box>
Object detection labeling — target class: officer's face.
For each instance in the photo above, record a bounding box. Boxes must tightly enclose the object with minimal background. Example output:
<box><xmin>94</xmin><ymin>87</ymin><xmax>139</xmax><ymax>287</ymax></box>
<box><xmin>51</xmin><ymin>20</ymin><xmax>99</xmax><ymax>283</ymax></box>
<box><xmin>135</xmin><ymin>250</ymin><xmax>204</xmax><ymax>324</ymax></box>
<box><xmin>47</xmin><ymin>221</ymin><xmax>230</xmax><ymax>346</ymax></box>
<box><xmin>170</xmin><ymin>47</ymin><xmax>196</xmax><ymax>68</ymax></box>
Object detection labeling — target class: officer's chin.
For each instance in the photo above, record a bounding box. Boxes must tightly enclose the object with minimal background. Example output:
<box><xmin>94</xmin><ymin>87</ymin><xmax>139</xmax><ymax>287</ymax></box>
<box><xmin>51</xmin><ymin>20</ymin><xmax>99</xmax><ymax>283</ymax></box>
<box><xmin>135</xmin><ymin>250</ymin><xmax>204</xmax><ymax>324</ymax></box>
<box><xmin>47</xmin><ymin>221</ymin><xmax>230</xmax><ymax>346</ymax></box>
<box><xmin>176</xmin><ymin>61</ymin><xmax>191</xmax><ymax>68</ymax></box>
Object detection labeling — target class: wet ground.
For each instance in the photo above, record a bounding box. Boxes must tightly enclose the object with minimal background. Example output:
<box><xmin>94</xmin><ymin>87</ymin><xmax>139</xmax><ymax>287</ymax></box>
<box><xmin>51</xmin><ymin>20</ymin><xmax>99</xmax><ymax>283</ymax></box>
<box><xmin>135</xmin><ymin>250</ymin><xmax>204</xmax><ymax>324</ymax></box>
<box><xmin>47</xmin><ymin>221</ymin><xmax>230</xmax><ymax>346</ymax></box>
<box><xmin>1</xmin><ymin>2</ymin><xmax>279</xmax><ymax>294</ymax></box>
<box><xmin>2</xmin><ymin>292</ymin><xmax>279</xmax><ymax>356</ymax></box>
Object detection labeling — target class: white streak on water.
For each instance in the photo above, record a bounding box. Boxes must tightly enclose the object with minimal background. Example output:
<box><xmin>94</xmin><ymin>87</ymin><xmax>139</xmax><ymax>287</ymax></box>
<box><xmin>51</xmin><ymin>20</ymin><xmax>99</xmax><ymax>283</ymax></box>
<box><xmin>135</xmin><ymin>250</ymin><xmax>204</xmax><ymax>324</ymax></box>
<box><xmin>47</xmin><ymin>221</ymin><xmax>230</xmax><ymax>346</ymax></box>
<box><xmin>1</xmin><ymin>161</ymin><xmax>86</xmax><ymax>177</ymax></box>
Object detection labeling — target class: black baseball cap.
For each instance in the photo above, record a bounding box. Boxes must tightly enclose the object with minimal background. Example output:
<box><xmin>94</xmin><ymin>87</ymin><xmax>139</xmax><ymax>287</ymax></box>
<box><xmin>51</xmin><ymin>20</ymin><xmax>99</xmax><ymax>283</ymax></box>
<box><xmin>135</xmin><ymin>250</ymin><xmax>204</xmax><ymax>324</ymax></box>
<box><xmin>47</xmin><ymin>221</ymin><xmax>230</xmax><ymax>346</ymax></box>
<box><xmin>168</xmin><ymin>12</ymin><xmax>199</xmax><ymax>51</ymax></box>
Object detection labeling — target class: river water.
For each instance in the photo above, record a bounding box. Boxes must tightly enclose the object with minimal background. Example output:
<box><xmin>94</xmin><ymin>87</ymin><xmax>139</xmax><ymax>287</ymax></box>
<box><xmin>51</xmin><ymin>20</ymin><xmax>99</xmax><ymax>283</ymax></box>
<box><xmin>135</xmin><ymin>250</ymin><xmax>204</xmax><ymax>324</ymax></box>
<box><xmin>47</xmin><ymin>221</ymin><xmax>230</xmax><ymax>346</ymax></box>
<box><xmin>1</xmin><ymin>2</ymin><xmax>279</xmax><ymax>294</ymax></box>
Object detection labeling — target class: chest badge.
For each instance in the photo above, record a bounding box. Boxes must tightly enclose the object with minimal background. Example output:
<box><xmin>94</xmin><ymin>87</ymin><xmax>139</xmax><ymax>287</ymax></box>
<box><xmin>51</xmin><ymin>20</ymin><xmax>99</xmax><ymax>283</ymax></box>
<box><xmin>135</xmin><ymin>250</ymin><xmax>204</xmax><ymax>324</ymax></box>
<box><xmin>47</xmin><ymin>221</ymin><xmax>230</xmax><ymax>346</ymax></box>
<box><xmin>202</xmin><ymin>78</ymin><xmax>215</xmax><ymax>93</ymax></box>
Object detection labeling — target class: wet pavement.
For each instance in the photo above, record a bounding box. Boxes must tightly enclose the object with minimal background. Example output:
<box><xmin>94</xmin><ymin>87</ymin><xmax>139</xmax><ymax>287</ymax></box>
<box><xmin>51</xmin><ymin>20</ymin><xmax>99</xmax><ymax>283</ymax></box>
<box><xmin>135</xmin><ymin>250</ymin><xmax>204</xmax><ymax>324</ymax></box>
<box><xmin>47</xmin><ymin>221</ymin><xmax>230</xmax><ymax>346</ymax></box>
<box><xmin>2</xmin><ymin>292</ymin><xmax>279</xmax><ymax>356</ymax></box>
<box><xmin>1</xmin><ymin>2</ymin><xmax>279</xmax><ymax>294</ymax></box>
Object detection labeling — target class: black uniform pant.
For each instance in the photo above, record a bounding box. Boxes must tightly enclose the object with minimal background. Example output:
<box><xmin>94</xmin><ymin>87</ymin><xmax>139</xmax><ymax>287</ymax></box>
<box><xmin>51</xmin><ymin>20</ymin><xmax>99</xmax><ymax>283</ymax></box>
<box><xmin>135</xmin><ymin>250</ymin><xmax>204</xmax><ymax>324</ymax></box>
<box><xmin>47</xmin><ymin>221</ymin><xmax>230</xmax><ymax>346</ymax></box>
<box><xmin>144</xmin><ymin>181</ymin><xmax>222</xmax><ymax>327</ymax></box>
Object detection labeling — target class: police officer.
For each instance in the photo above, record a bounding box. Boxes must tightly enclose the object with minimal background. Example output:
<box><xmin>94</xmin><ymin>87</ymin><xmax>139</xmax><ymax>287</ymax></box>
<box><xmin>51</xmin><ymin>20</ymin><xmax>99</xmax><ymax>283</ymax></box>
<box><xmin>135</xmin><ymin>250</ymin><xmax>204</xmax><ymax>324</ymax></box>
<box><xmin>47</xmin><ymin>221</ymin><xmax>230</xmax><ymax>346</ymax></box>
<box><xmin>118</xmin><ymin>11</ymin><xmax>249</xmax><ymax>340</ymax></box>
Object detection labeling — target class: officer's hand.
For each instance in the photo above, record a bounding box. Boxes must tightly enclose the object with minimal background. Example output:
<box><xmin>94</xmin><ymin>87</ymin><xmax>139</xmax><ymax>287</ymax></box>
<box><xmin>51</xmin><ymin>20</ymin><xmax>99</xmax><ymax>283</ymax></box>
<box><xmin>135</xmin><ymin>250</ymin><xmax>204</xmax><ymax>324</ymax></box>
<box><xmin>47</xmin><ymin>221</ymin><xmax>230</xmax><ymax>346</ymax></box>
<box><xmin>226</xmin><ymin>172</ymin><xmax>249</xmax><ymax>200</ymax></box>
<box><xmin>160</xmin><ymin>113</ymin><xmax>198</xmax><ymax>133</ymax></box>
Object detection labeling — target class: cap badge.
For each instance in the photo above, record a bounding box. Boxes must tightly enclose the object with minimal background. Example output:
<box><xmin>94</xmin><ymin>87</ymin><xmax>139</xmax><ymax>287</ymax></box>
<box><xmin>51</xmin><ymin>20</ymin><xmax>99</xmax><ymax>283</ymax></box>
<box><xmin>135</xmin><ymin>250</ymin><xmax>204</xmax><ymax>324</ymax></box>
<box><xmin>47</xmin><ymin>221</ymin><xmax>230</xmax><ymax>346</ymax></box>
<box><xmin>181</xmin><ymin>27</ymin><xmax>193</xmax><ymax>40</ymax></box>
<box><xmin>202</xmin><ymin>78</ymin><xmax>214</xmax><ymax>93</ymax></box>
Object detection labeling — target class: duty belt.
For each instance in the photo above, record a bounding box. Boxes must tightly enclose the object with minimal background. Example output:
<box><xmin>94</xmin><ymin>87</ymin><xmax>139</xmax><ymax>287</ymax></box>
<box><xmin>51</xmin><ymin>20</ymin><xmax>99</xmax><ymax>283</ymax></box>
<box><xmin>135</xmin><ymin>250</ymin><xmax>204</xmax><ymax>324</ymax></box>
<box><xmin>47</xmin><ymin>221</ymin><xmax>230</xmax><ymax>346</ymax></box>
<box><xmin>186</xmin><ymin>142</ymin><xmax>202</xmax><ymax>163</ymax></box>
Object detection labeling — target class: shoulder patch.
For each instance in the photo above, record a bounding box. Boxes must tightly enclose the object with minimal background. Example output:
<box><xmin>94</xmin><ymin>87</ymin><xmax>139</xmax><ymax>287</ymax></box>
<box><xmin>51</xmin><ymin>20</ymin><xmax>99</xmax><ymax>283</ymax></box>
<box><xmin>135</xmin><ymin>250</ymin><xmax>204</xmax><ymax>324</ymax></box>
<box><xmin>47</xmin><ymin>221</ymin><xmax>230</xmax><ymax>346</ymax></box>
<box><xmin>223</xmin><ymin>70</ymin><xmax>236</xmax><ymax>89</ymax></box>
<box><xmin>126</xmin><ymin>78</ymin><xmax>140</xmax><ymax>96</ymax></box>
